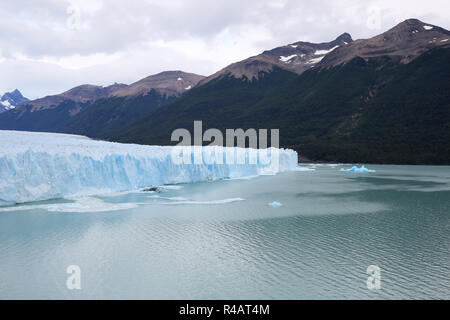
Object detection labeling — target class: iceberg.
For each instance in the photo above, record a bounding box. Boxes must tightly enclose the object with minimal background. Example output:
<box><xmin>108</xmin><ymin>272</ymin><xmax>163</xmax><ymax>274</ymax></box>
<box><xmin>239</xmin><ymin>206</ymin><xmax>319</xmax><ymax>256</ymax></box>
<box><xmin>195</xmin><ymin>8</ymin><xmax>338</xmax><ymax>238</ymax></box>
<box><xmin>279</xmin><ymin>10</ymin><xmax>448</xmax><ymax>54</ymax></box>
<box><xmin>269</xmin><ymin>201</ymin><xmax>282</xmax><ymax>207</ymax></box>
<box><xmin>0</xmin><ymin>130</ymin><xmax>298</xmax><ymax>205</ymax></box>
<box><xmin>340</xmin><ymin>165</ymin><xmax>376</xmax><ymax>173</ymax></box>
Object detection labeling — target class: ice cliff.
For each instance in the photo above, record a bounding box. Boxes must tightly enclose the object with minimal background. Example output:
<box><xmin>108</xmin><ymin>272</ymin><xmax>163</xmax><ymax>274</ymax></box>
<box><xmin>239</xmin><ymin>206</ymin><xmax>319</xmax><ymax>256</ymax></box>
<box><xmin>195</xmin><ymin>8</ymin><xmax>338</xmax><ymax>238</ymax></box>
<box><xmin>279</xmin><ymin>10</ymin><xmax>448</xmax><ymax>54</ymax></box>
<box><xmin>0</xmin><ymin>131</ymin><xmax>298</xmax><ymax>205</ymax></box>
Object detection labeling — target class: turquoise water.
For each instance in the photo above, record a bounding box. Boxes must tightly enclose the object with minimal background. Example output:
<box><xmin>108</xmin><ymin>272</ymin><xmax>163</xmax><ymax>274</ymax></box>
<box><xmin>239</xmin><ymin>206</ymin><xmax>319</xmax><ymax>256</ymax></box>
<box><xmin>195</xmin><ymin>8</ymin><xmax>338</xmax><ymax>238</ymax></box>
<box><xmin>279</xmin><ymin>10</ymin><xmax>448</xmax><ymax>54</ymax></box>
<box><xmin>0</xmin><ymin>165</ymin><xmax>449</xmax><ymax>299</ymax></box>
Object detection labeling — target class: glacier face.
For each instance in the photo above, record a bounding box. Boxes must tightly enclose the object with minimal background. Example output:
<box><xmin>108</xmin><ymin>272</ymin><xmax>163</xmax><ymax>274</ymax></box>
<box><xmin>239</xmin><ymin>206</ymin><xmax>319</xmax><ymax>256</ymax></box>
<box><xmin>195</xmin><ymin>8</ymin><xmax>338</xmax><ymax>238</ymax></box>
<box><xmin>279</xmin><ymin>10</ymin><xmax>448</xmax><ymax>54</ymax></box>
<box><xmin>0</xmin><ymin>130</ymin><xmax>298</xmax><ymax>205</ymax></box>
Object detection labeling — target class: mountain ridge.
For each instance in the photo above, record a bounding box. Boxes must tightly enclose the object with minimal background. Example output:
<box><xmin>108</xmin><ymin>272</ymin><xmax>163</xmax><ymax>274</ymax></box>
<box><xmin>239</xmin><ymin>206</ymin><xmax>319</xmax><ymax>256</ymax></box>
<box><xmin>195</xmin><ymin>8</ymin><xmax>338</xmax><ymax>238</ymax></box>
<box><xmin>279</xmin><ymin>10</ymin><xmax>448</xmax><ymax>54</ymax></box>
<box><xmin>0</xmin><ymin>18</ymin><xmax>449</xmax><ymax>164</ymax></box>
<box><xmin>113</xmin><ymin>46</ymin><xmax>450</xmax><ymax>164</ymax></box>
<box><xmin>0</xmin><ymin>70</ymin><xmax>205</xmax><ymax>132</ymax></box>
<box><xmin>198</xmin><ymin>32</ymin><xmax>353</xmax><ymax>85</ymax></box>
<box><xmin>319</xmin><ymin>18</ymin><xmax>450</xmax><ymax>67</ymax></box>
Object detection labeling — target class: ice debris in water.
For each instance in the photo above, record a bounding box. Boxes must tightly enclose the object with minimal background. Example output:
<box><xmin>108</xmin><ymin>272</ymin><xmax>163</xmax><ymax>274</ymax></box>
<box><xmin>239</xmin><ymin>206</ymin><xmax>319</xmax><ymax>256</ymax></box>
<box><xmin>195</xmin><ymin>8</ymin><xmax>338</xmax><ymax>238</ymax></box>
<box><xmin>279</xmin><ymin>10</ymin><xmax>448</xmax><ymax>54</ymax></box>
<box><xmin>340</xmin><ymin>166</ymin><xmax>376</xmax><ymax>173</ymax></box>
<box><xmin>269</xmin><ymin>201</ymin><xmax>282</xmax><ymax>207</ymax></box>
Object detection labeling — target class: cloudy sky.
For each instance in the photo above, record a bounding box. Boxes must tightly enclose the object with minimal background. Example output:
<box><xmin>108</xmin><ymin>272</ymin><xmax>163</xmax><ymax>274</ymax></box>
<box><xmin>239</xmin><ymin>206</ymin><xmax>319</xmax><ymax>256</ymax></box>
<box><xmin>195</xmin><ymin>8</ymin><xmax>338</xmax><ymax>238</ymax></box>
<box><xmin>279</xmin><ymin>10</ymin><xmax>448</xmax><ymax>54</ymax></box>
<box><xmin>0</xmin><ymin>0</ymin><xmax>449</xmax><ymax>99</ymax></box>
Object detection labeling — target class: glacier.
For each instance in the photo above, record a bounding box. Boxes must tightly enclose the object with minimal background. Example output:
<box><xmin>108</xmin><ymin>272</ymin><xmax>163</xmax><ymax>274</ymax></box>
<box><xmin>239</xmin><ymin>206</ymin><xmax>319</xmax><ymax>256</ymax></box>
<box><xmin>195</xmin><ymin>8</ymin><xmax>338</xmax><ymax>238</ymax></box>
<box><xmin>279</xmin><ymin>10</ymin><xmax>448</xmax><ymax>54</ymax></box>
<box><xmin>0</xmin><ymin>130</ymin><xmax>298</xmax><ymax>205</ymax></box>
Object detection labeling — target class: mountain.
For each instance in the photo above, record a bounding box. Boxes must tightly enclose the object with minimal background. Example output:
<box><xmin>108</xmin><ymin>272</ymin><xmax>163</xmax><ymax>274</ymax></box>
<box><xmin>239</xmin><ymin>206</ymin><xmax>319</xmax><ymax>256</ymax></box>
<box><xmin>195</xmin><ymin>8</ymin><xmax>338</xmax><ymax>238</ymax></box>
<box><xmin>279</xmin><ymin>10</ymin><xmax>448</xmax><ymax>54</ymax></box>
<box><xmin>15</xmin><ymin>83</ymin><xmax>127</xmax><ymax>114</ymax></box>
<box><xmin>112</xmin><ymin>19</ymin><xmax>450</xmax><ymax>165</ymax></box>
<box><xmin>1</xmin><ymin>18</ymin><xmax>448</xmax><ymax>164</ymax></box>
<box><xmin>319</xmin><ymin>19</ymin><xmax>450</xmax><ymax>67</ymax></box>
<box><xmin>61</xmin><ymin>71</ymin><xmax>206</xmax><ymax>138</ymax></box>
<box><xmin>0</xmin><ymin>89</ymin><xmax>29</xmax><ymax>113</ymax></box>
<box><xmin>0</xmin><ymin>71</ymin><xmax>205</xmax><ymax>134</ymax></box>
<box><xmin>111</xmin><ymin>71</ymin><xmax>204</xmax><ymax>97</ymax></box>
<box><xmin>199</xmin><ymin>33</ymin><xmax>352</xmax><ymax>84</ymax></box>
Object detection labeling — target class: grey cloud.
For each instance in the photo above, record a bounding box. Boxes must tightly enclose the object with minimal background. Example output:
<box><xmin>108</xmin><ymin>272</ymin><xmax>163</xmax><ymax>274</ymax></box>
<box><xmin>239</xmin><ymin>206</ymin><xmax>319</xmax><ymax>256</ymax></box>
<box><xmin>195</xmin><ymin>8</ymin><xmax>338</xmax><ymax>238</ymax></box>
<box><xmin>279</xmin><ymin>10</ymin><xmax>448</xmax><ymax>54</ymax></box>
<box><xmin>1</xmin><ymin>0</ymin><xmax>449</xmax><ymax>58</ymax></box>
<box><xmin>0</xmin><ymin>0</ymin><xmax>449</xmax><ymax>97</ymax></box>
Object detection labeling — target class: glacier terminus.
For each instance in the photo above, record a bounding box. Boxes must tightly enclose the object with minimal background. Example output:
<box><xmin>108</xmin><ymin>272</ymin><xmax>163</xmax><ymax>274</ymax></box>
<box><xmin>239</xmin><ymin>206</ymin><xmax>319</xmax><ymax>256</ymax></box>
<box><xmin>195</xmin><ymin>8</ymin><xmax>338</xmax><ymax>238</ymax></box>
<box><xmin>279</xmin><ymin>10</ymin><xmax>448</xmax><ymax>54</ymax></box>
<box><xmin>0</xmin><ymin>130</ymin><xmax>298</xmax><ymax>205</ymax></box>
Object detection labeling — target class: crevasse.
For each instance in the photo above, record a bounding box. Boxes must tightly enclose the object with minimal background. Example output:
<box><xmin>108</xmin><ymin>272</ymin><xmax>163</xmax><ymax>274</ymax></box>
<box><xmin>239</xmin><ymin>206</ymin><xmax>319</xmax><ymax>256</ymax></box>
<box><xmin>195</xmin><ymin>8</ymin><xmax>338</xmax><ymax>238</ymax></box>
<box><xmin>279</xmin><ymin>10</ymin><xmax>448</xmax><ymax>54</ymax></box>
<box><xmin>0</xmin><ymin>131</ymin><xmax>298</xmax><ymax>205</ymax></box>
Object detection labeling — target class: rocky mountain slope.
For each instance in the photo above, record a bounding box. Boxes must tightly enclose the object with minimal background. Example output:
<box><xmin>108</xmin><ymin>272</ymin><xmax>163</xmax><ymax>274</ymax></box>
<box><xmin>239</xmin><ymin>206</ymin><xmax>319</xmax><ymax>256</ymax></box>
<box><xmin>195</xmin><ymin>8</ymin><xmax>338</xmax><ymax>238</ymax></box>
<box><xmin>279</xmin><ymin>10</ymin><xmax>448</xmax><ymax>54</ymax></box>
<box><xmin>319</xmin><ymin>19</ymin><xmax>450</xmax><ymax>67</ymax></box>
<box><xmin>0</xmin><ymin>71</ymin><xmax>205</xmax><ymax>133</ymax></box>
<box><xmin>111</xmin><ymin>71</ymin><xmax>204</xmax><ymax>97</ymax></box>
<box><xmin>1</xmin><ymin>18</ymin><xmax>448</xmax><ymax>164</ymax></box>
<box><xmin>199</xmin><ymin>33</ymin><xmax>352</xmax><ymax>84</ymax></box>
<box><xmin>112</xmin><ymin>19</ymin><xmax>450</xmax><ymax>164</ymax></box>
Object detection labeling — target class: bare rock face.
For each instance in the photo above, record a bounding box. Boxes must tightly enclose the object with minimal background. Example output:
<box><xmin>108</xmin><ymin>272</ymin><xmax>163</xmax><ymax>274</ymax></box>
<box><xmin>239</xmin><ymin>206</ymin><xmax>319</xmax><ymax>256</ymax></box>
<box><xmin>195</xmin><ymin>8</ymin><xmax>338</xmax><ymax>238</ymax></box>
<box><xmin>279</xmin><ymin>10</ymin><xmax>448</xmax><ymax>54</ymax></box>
<box><xmin>199</xmin><ymin>33</ymin><xmax>353</xmax><ymax>85</ymax></box>
<box><xmin>319</xmin><ymin>19</ymin><xmax>450</xmax><ymax>67</ymax></box>
<box><xmin>111</xmin><ymin>71</ymin><xmax>205</xmax><ymax>98</ymax></box>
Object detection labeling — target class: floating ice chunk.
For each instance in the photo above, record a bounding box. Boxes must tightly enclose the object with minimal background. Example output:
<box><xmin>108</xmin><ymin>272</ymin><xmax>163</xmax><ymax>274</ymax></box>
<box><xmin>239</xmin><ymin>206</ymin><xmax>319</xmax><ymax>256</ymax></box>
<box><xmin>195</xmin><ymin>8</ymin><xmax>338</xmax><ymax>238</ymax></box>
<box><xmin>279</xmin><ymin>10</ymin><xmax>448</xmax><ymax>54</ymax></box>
<box><xmin>441</xmin><ymin>39</ymin><xmax>449</xmax><ymax>42</ymax></box>
<box><xmin>340</xmin><ymin>166</ymin><xmax>376</xmax><ymax>173</ymax></box>
<box><xmin>149</xmin><ymin>195</ymin><xmax>189</xmax><ymax>201</ymax></box>
<box><xmin>185</xmin><ymin>85</ymin><xmax>192</xmax><ymax>90</ymax></box>
<box><xmin>269</xmin><ymin>201</ymin><xmax>282</xmax><ymax>207</ymax></box>
<box><xmin>143</xmin><ymin>185</ymin><xmax>183</xmax><ymax>193</ymax></box>
<box><xmin>159</xmin><ymin>185</ymin><xmax>184</xmax><ymax>190</ymax></box>
<box><xmin>0</xmin><ymin>197</ymin><xmax>138</xmax><ymax>213</ymax></box>
<box><xmin>294</xmin><ymin>166</ymin><xmax>315</xmax><ymax>172</ymax></box>
<box><xmin>46</xmin><ymin>197</ymin><xmax>138</xmax><ymax>213</ymax></box>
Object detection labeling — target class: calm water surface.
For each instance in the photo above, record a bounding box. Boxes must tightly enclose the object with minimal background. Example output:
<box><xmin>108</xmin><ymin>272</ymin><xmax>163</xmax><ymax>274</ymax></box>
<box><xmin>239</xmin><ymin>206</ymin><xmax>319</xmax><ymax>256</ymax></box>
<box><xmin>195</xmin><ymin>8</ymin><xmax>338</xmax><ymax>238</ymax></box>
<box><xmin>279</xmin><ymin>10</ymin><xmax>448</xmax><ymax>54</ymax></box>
<box><xmin>0</xmin><ymin>164</ymin><xmax>449</xmax><ymax>299</ymax></box>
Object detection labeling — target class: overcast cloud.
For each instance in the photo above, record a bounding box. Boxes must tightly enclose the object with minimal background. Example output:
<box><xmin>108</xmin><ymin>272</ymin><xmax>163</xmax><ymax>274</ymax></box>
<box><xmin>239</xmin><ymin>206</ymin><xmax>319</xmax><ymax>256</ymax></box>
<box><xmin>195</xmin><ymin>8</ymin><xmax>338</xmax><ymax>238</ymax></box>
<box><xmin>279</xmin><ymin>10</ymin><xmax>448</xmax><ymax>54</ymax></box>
<box><xmin>0</xmin><ymin>0</ymin><xmax>449</xmax><ymax>98</ymax></box>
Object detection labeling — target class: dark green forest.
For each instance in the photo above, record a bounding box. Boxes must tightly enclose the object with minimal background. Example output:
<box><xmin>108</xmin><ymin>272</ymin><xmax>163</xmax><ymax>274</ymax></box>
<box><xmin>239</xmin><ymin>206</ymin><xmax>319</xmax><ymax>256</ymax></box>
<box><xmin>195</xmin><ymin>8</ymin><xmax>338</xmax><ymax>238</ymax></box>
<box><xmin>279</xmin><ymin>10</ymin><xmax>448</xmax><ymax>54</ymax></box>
<box><xmin>112</xmin><ymin>47</ymin><xmax>450</xmax><ymax>164</ymax></box>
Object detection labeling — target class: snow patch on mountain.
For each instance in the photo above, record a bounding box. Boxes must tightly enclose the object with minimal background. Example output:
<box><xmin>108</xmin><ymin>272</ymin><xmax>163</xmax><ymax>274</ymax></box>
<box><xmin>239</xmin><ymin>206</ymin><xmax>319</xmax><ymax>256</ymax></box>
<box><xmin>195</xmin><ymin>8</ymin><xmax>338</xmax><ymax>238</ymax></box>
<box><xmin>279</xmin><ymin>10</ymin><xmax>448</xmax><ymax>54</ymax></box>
<box><xmin>307</xmin><ymin>56</ymin><xmax>325</xmax><ymax>64</ymax></box>
<box><xmin>1</xmin><ymin>100</ymin><xmax>12</xmax><ymax>109</ymax></box>
<box><xmin>314</xmin><ymin>45</ymin><xmax>339</xmax><ymax>55</ymax></box>
<box><xmin>279</xmin><ymin>54</ymin><xmax>298</xmax><ymax>63</ymax></box>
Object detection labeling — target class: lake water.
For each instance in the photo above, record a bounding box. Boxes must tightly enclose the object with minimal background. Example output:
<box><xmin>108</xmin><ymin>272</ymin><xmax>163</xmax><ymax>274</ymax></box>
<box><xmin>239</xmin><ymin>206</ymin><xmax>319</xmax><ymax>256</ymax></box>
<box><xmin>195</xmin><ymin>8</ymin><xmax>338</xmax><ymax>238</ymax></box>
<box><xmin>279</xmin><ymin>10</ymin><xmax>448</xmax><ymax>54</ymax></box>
<box><xmin>0</xmin><ymin>164</ymin><xmax>449</xmax><ymax>299</ymax></box>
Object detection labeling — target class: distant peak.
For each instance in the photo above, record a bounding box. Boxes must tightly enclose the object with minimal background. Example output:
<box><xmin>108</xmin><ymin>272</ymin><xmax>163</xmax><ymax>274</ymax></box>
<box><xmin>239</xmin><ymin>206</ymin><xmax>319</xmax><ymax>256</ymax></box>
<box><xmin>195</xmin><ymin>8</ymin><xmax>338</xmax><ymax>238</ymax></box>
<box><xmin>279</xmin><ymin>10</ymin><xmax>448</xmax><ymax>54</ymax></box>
<box><xmin>336</xmin><ymin>33</ymin><xmax>352</xmax><ymax>43</ymax></box>
<box><xmin>401</xmin><ymin>18</ymin><xmax>424</xmax><ymax>25</ymax></box>
<box><xmin>0</xmin><ymin>88</ymin><xmax>29</xmax><ymax>110</ymax></box>
<box><xmin>383</xmin><ymin>18</ymin><xmax>449</xmax><ymax>36</ymax></box>
<box><xmin>155</xmin><ymin>70</ymin><xmax>186</xmax><ymax>76</ymax></box>
<box><xmin>394</xmin><ymin>18</ymin><xmax>434</xmax><ymax>30</ymax></box>
<box><xmin>3</xmin><ymin>89</ymin><xmax>24</xmax><ymax>97</ymax></box>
